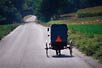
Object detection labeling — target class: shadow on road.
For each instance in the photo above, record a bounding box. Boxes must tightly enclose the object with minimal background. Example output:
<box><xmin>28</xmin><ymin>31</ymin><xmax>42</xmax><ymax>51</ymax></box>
<box><xmin>52</xmin><ymin>54</ymin><xmax>74</xmax><ymax>58</ymax></box>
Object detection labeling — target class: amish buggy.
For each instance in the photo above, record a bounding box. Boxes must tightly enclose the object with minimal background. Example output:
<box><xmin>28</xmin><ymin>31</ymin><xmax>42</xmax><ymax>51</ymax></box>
<box><xmin>45</xmin><ymin>24</ymin><xmax>73</xmax><ymax>57</ymax></box>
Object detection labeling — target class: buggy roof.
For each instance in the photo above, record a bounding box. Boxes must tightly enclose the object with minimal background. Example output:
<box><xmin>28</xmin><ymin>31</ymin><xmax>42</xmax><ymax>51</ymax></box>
<box><xmin>51</xmin><ymin>24</ymin><xmax>68</xmax><ymax>31</ymax></box>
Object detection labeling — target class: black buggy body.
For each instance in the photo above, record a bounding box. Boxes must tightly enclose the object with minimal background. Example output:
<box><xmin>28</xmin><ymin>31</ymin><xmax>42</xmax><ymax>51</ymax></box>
<box><xmin>51</xmin><ymin>24</ymin><xmax>68</xmax><ymax>50</ymax></box>
<box><xmin>46</xmin><ymin>24</ymin><xmax>73</xmax><ymax>57</ymax></box>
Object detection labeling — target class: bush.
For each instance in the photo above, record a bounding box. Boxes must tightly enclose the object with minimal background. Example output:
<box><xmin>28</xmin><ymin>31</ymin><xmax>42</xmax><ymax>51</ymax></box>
<box><xmin>93</xmin><ymin>46</ymin><xmax>102</xmax><ymax>63</ymax></box>
<box><xmin>83</xmin><ymin>44</ymin><xmax>100</xmax><ymax>56</ymax></box>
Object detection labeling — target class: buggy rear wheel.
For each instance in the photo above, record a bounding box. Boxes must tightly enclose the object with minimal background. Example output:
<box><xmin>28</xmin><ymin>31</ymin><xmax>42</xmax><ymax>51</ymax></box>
<box><xmin>69</xmin><ymin>47</ymin><xmax>72</xmax><ymax>56</ymax></box>
<box><xmin>45</xmin><ymin>42</ymin><xmax>49</xmax><ymax>57</ymax></box>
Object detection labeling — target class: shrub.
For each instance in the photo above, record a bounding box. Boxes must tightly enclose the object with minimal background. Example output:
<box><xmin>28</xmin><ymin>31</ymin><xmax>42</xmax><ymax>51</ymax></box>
<box><xmin>93</xmin><ymin>46</ymin><xmax>102</xmax><ymax>63</ymax></box>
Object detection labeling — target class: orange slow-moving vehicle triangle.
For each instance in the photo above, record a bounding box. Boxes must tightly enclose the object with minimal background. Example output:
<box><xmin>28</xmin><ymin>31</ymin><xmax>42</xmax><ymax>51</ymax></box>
<box><xmin>56</xmin><ymin>36</ymin><xmax>62</xmax><ymax>42</ymax></box>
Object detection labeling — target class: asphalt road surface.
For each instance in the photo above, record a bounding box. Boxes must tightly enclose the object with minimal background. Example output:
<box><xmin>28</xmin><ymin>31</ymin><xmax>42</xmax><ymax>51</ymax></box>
<box><xmin>0</xmin><ymin>16</ymin><xmax>99</xmax><ymax>68</ymax></box>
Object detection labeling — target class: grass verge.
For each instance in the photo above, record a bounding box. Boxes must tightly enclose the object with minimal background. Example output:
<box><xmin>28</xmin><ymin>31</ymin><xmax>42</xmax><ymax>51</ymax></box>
<box><xmin>0</xmin><ymin>24</ymin><xmax>18</xmax><ymax>40</ymax></box>
<box><xmin>68</xmin><ymin>30</ymin><xmax>102</xmax><ymax>63</ymax></box>
<box><xmin>68</xmin><ymin>24</ymin><xmax>102</xmax><ymax>63</ymax></box>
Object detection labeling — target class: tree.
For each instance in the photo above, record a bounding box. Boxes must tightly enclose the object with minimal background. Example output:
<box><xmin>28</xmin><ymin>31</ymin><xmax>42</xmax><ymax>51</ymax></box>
<box><xmin>0</xmin><ymin>0</ymin><xmax>102</xmax><ymax>24</ymax></box>
<box><xmin>10</xmin><ymin>0</ymin><xmax>25</xmax><ymax>11</ymax></box>
<box><xmin>39</xmin><ymin>0</ymin><xmax>69</xmax><ymax>22</ymax></box>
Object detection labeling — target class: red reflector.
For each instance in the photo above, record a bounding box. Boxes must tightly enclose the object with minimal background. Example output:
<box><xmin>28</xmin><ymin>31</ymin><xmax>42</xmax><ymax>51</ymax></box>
<box><xmin>56</xmin><ymin>36</ymin><xmax>62</xmax><ymax>42</ymax></box>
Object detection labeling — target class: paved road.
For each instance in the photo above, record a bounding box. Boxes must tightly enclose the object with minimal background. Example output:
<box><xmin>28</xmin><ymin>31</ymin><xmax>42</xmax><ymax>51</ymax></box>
<box><xmin>0</xmin><ymin>17</ymin><xmax>95</xmax><ymax>68</ymax></box>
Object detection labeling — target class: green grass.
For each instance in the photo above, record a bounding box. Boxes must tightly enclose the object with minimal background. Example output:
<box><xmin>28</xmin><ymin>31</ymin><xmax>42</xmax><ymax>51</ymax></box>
<box><xmin>0</xmin><ymin>24</ymin><xmax>18</xmax><ymax>40</ymax></box>
<box><xmin>68</xmin><ymin>30</ymin><xmax>102</xmax><ymax>63</ymax></box>
<box><xmin>68</xmin><ymin>24</ymin><xmax>102</xmax><ymax>63</ymax></box>
<box><xmin>68</xmin><ymin>24</ymin><xmax>102</xmax><ymax>35</ymax></box>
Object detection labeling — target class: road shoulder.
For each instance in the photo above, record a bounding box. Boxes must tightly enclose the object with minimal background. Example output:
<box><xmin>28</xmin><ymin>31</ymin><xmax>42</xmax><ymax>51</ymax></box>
<box><xmin>73</xmin><ymin>47</ymin><xmax>102</xmax><ymax>68</ymax></box>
